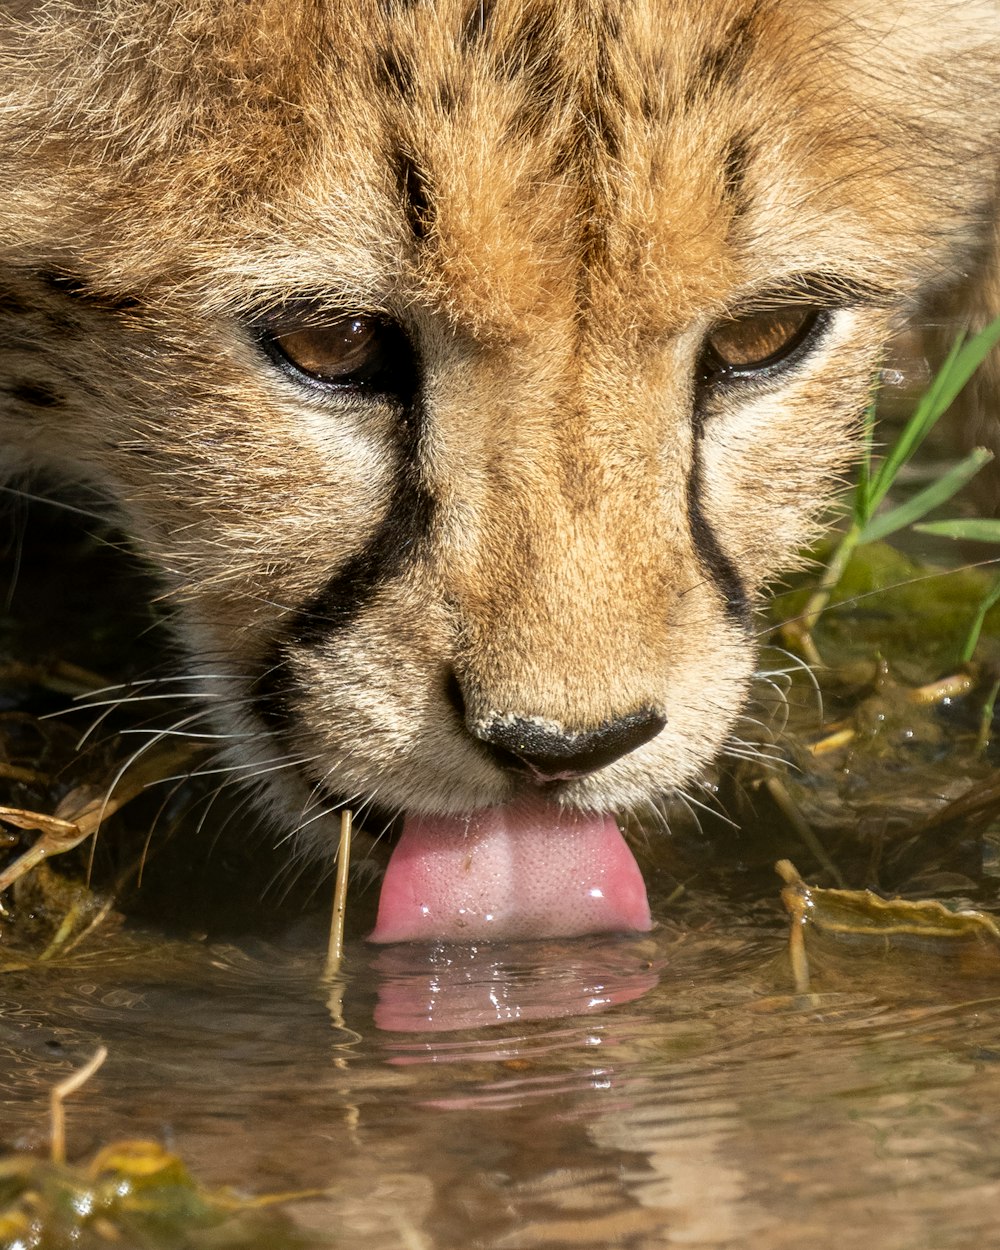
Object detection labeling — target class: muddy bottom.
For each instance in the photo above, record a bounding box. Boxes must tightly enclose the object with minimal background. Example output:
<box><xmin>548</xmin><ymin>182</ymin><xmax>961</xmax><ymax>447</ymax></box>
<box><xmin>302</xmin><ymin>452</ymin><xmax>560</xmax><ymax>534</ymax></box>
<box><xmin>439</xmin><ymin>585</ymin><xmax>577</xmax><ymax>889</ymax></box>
<box><xmin>4</xmin><ymin>886</ymin><xmax>1000</xmax><ymax>1250</ymax></box>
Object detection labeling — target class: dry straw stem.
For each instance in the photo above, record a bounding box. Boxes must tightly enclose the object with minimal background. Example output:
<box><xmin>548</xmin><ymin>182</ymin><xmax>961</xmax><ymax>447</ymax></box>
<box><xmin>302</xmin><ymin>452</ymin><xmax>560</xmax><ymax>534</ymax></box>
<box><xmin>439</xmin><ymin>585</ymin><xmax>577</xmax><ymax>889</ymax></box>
<box><xmin>50</xmin><ymin>1045</ymin><xmax>108</xmax><ymax>1166</ymax></box>
<box><xmin>0</xmin><ymin>741</ymin><xmax>203</xmax><ymax>894</ymax></box>
<box><xmin>324</xmin><ymin>808</ymin><xmax>353</xmax><ymax>978</ymax></box>
<box><xmin>776</xmin><ymin>860</ymin><xmax>813</xmax><ymax>995</ymax></box>
<box><xmin>776</xmin><ymin>858</ymin><xmax>1000</xmax><ymax>999</ymax></box>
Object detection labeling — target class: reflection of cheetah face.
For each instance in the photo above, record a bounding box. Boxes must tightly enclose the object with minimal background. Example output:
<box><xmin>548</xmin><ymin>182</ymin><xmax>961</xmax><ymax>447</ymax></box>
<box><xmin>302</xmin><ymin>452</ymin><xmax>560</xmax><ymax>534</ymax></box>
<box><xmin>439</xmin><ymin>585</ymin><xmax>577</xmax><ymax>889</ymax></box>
<box><xmin>1</xmin><ymin>1</ymin><xmax>998</xmax><ymax>939</ymax></box>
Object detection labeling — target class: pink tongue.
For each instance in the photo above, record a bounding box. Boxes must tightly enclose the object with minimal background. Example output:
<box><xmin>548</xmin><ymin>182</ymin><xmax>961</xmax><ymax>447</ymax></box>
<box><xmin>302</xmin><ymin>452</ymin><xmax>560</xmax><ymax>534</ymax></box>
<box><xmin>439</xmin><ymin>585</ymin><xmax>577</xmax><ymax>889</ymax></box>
<box><xmin>370</xmin><ymin>801</ymin><xmax>652</xmax><ymax>943</ymax></box>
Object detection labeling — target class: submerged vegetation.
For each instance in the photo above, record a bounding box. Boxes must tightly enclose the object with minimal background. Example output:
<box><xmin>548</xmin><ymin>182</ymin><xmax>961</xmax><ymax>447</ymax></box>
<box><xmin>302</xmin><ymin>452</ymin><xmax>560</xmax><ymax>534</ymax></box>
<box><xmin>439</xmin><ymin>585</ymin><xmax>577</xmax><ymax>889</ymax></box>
<box><xmin>0</xmin><ymin>1047</ymin><xmax>321</xmax><ymax>1249</ymax></box>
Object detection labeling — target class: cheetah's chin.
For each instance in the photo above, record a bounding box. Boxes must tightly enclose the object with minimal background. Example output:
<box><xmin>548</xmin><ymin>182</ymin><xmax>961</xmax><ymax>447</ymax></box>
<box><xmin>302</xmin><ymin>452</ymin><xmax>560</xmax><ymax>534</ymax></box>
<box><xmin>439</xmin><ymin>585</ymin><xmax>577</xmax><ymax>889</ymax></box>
<box><xmin>369</xmin><ymin>798</ymin><xmax>652</xmax><ymax>944</ymax></box>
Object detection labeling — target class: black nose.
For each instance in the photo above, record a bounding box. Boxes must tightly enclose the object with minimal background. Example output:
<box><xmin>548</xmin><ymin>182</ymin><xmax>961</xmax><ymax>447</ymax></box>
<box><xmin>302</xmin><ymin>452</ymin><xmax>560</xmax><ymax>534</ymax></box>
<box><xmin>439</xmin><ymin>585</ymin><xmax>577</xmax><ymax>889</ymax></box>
<box><xmin>469</xmin><ymin>707</ymin><xmax>667</xmax><ymax>783</ymax></box>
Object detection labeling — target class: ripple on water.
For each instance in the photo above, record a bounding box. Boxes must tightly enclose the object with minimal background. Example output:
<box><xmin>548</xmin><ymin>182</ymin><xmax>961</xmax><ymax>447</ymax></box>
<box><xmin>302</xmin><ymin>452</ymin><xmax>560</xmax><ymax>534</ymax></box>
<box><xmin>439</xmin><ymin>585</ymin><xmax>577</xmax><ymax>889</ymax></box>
<box><xmin>4</xmin><ymin>917</ymin><xmax>1000</xmax><ymax>1248</ymax></box>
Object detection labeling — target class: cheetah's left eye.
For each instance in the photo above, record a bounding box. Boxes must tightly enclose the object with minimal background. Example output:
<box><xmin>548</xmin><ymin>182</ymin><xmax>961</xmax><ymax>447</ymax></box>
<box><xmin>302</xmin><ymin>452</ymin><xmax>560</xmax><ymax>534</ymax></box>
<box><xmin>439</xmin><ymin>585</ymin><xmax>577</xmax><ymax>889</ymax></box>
<box><xmin>702</xmin><ymin>306</ymin><xmax>822</xmax><ymax>379</ymax></box>
<box><xmin>260</xmin><ymin>309</ymin><xmax>416</xmax><ymax>400</ymax></box>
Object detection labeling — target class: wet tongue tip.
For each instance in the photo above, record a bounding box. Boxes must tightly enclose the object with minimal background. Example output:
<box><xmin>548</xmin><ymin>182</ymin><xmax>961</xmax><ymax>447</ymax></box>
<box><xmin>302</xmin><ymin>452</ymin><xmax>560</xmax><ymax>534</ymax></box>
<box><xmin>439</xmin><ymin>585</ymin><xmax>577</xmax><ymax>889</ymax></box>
<box><xmin>369</xmin><ymin>800</ymin><xmax>652</xmax><ymax>944</ymax></box>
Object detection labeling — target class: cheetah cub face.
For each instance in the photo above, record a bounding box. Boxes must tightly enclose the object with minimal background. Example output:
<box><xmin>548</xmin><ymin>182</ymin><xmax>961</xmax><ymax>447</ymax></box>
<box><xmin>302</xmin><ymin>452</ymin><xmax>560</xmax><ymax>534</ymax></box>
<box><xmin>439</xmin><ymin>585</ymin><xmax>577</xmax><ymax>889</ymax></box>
<box><xmin>1</xmin><ymin>1</ymin><xmax>998</xmax><ymax>938</ymax></box>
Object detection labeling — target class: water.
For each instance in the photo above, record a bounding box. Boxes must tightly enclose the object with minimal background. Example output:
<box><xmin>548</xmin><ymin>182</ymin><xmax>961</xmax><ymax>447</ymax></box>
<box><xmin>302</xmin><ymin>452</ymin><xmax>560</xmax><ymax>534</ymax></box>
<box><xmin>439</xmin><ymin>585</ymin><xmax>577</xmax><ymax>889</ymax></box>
<box><xmin>4</xmin><ymin>883</ymin><xmax>1000</xmax><ymax>1250</ymax></box>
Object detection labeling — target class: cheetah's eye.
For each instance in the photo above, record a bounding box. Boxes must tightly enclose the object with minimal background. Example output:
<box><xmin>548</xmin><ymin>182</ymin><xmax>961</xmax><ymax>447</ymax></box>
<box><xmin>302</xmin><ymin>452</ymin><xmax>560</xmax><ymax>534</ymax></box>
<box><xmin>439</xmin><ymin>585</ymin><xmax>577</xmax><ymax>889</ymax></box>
<box><xmin>261</xmin><ymin>310</ymin><xmax>416</xmax><ymax>399</ymax></box>
<box><xmin>702</xmin><ymin>306</ymin><xmax>822</xmax><ymax>379</ymax></box>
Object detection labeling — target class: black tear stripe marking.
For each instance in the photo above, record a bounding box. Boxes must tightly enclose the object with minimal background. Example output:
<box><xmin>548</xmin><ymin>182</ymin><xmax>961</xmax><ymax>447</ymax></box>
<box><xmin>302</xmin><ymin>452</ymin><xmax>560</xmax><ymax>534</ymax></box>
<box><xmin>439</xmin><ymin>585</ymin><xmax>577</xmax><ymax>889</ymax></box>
<box><xmin>292</xmin><ymin>448</ymin><xmax>434</xmax><ymax>645</ymax></box>
<box><xmin>250</xmin><ymin>650</ymin><xmax>297</xmax><ymax>732</ymax></box>
<box><xmin>251</xmin><ymin>400</ymin><xmax>435</xmax><ymax>733</ymax></box>
<box><xmin>686</xmin><ymin>443</ymin><xmax>752</xmax><ymax>632</ymax></box>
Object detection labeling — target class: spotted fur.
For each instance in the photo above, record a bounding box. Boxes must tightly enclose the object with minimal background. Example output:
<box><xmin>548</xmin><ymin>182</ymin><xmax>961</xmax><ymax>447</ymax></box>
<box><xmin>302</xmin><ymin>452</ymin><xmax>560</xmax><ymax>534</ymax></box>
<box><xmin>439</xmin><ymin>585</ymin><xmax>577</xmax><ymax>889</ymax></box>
<box><xmin>0</xmin><ymin>1</ymin><xmax>997</xmax><ymax>840</ymax></box>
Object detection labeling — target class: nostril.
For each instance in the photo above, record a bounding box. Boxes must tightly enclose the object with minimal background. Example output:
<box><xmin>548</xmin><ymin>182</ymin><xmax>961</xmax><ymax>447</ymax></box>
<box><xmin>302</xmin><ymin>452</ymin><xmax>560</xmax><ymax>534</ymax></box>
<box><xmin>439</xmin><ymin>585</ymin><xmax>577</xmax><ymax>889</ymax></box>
<box><xmin>470</xmin><ymin>708</ymin><xmax>666</xmax><ymax>783</ymax></box>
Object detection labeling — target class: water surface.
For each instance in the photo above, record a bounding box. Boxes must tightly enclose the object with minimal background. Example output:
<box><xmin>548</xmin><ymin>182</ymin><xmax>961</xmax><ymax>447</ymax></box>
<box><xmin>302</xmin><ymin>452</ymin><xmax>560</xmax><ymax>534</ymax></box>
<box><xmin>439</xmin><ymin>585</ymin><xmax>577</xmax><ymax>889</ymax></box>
<box><xmin>4</xmin><ymin>879</ymin><xmax>1000</xmax><ymax>1250</ymax></box>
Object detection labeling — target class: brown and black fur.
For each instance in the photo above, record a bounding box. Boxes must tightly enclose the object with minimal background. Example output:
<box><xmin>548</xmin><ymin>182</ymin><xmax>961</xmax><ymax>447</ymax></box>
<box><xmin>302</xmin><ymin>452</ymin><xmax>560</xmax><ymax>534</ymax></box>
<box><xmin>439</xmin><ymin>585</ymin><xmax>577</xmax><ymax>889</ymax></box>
<box><xmin>0</xmin><ymin>1</ymin><xmax>997</xmax><ymax>841</ymax></box>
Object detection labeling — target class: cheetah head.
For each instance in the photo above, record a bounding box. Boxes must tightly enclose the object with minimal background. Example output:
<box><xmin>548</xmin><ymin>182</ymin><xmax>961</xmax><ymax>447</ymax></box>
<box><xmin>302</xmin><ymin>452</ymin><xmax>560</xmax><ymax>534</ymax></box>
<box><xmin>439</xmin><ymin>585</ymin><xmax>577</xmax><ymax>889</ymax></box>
<box><xmin>1</xmin><ymin>0</ymin><xmax>996</xmax><ymax>939</ymax></box>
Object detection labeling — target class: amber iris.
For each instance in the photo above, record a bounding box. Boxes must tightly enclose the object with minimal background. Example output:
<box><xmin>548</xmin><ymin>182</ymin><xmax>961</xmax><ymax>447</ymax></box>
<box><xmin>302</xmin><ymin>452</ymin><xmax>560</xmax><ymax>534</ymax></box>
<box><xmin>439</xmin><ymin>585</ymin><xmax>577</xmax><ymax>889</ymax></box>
<box><xmin>268</xmin><ymin>314</ymin><xmax>390</xmax><ymax>383</ymax></box>
<box><xmin>704</xmin><ymin>306</ymin><xmax>818</xmax><ymax>374</ymax></box>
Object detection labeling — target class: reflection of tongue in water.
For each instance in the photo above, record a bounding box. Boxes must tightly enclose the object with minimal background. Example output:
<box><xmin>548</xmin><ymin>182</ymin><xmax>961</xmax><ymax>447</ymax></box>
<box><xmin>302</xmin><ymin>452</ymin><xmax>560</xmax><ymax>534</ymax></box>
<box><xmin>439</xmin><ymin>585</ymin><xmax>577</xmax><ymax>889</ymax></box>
<box><xmin>372</xmin><ymin>934</ymin><xmax>661</xmax><ymax>1034</ymax></box>
<box><xmin>369</xmin><ymin>800</ymin><xmax>653</xmax><ymax>945</ymax></box>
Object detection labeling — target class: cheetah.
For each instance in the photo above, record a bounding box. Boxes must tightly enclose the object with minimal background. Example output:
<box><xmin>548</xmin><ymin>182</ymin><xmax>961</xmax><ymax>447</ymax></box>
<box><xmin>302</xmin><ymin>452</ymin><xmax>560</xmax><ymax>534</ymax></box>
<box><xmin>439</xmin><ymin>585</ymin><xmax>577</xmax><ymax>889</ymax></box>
<box><xmin>0</xmin><ymin>0</ymin><xmax>997</xmax><ymax>939</ymax></box>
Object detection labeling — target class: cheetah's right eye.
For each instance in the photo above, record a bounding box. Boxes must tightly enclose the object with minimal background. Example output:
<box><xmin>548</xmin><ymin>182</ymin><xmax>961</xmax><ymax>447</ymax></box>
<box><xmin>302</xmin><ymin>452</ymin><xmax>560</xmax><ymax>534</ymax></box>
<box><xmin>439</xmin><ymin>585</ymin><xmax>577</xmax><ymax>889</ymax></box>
<box><xmin>260</xmin><ymin>309</ymin><xmax>416</xmax><ymax>400</ymax></box>
<box><xmin>701</xmin><ymin>306</ymin><xmax>823</xmax><ymax>381</ymax></box>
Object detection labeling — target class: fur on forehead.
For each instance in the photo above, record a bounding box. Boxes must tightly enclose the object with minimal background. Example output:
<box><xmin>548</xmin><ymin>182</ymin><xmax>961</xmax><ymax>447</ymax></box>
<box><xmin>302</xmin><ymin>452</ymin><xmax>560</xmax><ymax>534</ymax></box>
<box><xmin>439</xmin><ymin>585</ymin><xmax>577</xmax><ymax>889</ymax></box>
<box><xmin>1</xmin><ymin>0</ymin><xmax>996</xmax><ymax>329</ymax></box>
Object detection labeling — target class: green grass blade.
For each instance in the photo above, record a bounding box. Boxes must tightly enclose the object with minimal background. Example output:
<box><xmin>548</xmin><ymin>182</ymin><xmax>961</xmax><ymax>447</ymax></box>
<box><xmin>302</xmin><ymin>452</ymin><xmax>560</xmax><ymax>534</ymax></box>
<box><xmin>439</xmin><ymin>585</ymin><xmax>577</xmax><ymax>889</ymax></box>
<box><xmin>865</xmin><ymin>336</ymin><xmax>965</xmax><ymax>515</ymax></box>
<box><xmin>961</xmin><ymin>577</ymin><xmax>1000</xmax><ymax>664</ymax></box>
<box><xmin>852</xmin><ymin>399</ymin><xmax>877</xmax><ymax>523</ymax></box>
<box><xmin>914</xmin><ymin>518</ymin><xmax>1000</xmax><ymax>542</ymax></box>
<box><xmin>926</xmin><ymin>316</ymin><xmax>1000</xmax><ymax>419</ymax></box>
<box><xmin>859</xmin><ymin>447</ymin><xmax>993</xmax><ymax>544</ymax></box>
<box><xmin>797</xmin><ymin>314</ymin><xmax>1000</xmax><ymax>649</ymax></box>
<box><xmin>866</xmin><ymin>317</ymin><xmax>1000</xmax><ymax>515</ymax></box>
